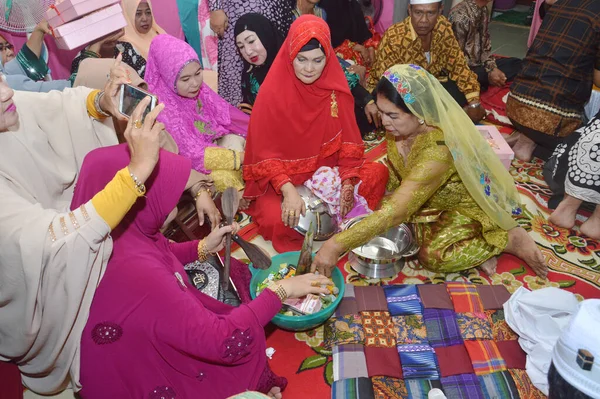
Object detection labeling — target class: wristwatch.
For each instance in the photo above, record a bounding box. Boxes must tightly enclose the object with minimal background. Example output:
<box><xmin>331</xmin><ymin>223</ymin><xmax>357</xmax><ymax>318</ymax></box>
<box><xmin>468</xmin><ymin>101</ymin><xmax>481</xmax><ymax>109</ymax></box>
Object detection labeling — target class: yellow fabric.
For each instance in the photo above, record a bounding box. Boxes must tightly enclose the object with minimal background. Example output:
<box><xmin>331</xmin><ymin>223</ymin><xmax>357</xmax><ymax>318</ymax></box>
<box><xmin>367</xmin><ymin>16</ymin><xmax>480</xmax><ymax>101</ymax></box>
<box><xmin>210</xmin><ymin>169</ymin><xmax>245</xmax><ymax>192</ymax></box>
<box><xmin>204</xmin><ymin>146</ymin><xmax>240</xmax><ymax>171</ymax></box>
<box><xmin>91</xmin><ymin>167</ymin><xmax>143</xmax><ymax>229</ymax></box>
<box><xmin>85</xmin><ymin>90</ymin><xmax>104</xmax><ymax>120</ymax></box>
<box><xmin>336</xmin><ymin>129</ymin><xmax>507</xmax><ymax>272</ymax></box>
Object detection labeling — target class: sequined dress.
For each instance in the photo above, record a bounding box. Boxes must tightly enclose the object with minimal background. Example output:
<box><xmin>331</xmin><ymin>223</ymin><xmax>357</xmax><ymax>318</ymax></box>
<box><xmin>336</xmin><ymin>129</ymin><xmax>508</xmax><ymax>272</ymax></box>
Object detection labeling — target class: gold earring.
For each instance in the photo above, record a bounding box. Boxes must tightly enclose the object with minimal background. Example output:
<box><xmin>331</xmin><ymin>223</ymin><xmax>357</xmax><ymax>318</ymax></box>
<box><xmin>330</xmin><ymin>91</ymin><xmax>339</xmax><ymax>118</ymax></box>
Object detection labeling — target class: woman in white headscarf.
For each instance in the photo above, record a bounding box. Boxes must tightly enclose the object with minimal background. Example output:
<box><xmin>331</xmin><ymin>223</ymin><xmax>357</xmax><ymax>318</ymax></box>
<box><xmin>0</xmin><ymin>56</ymin><xmax>165</xmax><ymax>394</ymax></box>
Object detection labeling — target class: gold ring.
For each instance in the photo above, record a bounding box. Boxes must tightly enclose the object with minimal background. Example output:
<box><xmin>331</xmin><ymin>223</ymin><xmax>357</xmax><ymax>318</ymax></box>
<box><xmin>133</xmin><ymin>119</ymin><xmax>142</xmax><ymax>129</ymax></box>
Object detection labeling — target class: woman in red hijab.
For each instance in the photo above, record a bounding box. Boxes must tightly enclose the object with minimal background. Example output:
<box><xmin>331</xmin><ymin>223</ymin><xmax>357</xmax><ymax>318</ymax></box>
<box><xmin>243</xmin><ymin>15</ymin><xmax>387</xmax><ymax>253</ymax></box>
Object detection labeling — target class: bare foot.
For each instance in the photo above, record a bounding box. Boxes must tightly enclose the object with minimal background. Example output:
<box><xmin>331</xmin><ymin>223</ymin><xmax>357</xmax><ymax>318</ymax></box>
<box><xmin>268</xmin><ymin>387</ymin><xmax>282</xmax><ymax>399</ymax></box>
<box><xmin>512</xmin><ymin>134</ymin><xmax>536</xmax><ymax>162</ymax></box>
<box><xmin>504</xmin><ymin>131</ymin><xmax>521</xmax><ymax>147</ymax></box>
<box><xmin>580</xmin><ymin>205</ymin><xmax>600</xmax><ymax>240</ymax></box>
<box><xmin>504</xmin><ymin>227</ymin><xmax>548</xmax><ymax>278</ymax></box>
<box><xmin>478</xmin><ymin>256</ymin><xmax>498</xmax><ymax>276</ymax></box>
<box><xmin>549</xmin><ymin>194</ymin><xmax>582</xmax><ymax>229</ymax></box>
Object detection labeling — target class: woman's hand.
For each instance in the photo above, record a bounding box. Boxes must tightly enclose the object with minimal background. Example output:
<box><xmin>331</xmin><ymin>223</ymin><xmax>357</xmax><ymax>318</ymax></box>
<box><xmin>34</xmin><ymin>20</ymin><xmax>50</xmax><ymax>35</ymax></box>
<box><xmin>126</xmin><ymin>97</ymin><xmax>165</xmax><ymax>184</ymax></box>
<box><xmin>204</xmin><ymin>222</ymin><xmax>240</xmax><ymax>253</ymax></box>
<box><xmin>277</xmin><ymin>273</ymin><xmax>333</xmax><ymax>299</ymax></box>
<box><xmin>347</xmin><ymin>64</ymin><xmax>366</xmax><ymax>85</ymax></box>
<box><xmin>310</xmin><ymin>239</ymin><xmax>344</xmax><ymax>277</ymax></box>
<box><xmin>210</xmin><ymin>10</ymin><xmax>228</xmax><ymax>38</ymax></box>
<box><xmin>366</xmin><ymin>47</ymin><xmax>376</xmax><ymax>66</ymax></box>
<box><xmin>100</xmin><ymin>53</ymin><xmax>132</xmax><ymax>121</ymax></box>
<box><xmin>280</xmin><ymin>183</ymin><xmax>305</xmax><ymax>227</ymax></box>
<box><xmin>196</xmin><ymin>190</ymin><xmax>222</xmax><ymax>229</ymax></box>
<box><xmin>364</xmin><ymin>102</ymin><xmax>381</xmax><ymax>128</ymax></box>
<box><xmin>339</xmin><ymin>182</ymin><xmax>355</xmax><ymax>218</ymax></box>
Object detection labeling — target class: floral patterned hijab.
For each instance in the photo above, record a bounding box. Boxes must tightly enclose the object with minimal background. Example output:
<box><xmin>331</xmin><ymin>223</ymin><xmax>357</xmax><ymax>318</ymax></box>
<box><xmin>383</xmin><ymin>64</ymin><xmax>522</xmax><ymax>230</ymax></box>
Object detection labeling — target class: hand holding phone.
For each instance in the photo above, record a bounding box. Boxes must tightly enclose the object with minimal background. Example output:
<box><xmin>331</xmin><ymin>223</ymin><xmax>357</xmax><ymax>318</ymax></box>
<box><xmin>119</xmin><ymin>83</ymin><xmax>157</xmax><ymax>119</ymax></box>
<box><xmin>125</xmin><ymin>97</ymin><xmax>165</xmax><ymax>184</ymax></box>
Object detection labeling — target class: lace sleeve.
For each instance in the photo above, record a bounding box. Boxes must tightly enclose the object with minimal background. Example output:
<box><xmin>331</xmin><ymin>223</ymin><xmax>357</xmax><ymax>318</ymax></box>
<box><xmin>335</xmin><ymin>145</ymin><xmax>454</xmax><ymax>251</ymax></box>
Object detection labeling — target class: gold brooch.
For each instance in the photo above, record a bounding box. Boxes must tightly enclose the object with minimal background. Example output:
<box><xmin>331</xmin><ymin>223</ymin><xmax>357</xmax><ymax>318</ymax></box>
<box><xmin>330</xmin><ymin>91</ymin><xmax>338</xmax><ymax>118</ymax></box>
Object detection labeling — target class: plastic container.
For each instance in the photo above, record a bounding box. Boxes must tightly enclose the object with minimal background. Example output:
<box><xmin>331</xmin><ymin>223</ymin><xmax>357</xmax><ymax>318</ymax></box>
<box><xmin>249</xmin><ymin>251</ymin><xmax>345</xmax><ymax>331</ymax></box>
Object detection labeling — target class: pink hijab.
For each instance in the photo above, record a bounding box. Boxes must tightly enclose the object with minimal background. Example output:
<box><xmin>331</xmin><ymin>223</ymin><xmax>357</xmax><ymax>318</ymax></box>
<box><xmin>145</xmin><ymin>34</ymin><xmax>249</xmax><ymax>173</ymax></box>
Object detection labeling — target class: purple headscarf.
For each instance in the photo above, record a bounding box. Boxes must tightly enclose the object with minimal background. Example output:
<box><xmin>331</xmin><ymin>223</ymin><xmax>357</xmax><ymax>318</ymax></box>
<box><xmin>145</xmin><ymin>34</ymin><xmax>249</xmax><ymax>174</ymax></box>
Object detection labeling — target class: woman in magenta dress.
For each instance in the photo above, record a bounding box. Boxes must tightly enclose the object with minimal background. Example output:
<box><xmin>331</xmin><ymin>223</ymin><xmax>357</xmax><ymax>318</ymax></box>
<box><xmin>75</xmin><ymin>144</ymin><xmax>331</xmax><ymax>398</ymax></box>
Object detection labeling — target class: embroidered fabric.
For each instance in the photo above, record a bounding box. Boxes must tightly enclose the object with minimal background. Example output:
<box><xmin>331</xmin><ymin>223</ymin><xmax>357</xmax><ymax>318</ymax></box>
<box><xmin>255</xmin><ymin>362</ymin><xmax>289</xmax><ymax>394</ymax></box>
<box><xmin>91</xmin><ymin>322</ymin><xmax>123</xmax><ymax>345</ymax></box>
<box><xmin>223</xmin><ymin>328</ymin><xmax>253</xmax><ymax>363</ymax></box>
<box><xmin>148</xmin><ymin>386</ymin><xmax>177</xmax><ymax>399</ymax></box>
<box><xmin>146</xmin><ymin>35</ymin><xmax>247</xmax><ymax>174</ymax></box>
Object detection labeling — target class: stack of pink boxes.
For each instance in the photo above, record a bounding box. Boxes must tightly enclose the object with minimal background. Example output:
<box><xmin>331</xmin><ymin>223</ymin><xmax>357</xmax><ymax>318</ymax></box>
<box><xmin>476</xmin><ymin>125</ymin><xmax>515</xmax><ymax>170</ymax></box>
<box><xmin>45</xmin><ymin>0</ymin><xmax>127</xmax><ymax>50</ymax></box>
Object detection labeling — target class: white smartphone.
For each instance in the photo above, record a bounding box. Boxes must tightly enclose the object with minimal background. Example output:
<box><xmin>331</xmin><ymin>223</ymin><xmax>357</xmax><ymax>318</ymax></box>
<box><xmin>118</xmin><ymin>83</ymin><xmax>157</xmax><ymax>119</ymax></box>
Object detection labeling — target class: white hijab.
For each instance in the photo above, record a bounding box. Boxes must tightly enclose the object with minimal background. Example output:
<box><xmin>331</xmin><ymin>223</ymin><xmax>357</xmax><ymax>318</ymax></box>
<box><xmin>0</xmin><ymin>87</ymin><xmax>118</xmax><ymax>393</ymax></box>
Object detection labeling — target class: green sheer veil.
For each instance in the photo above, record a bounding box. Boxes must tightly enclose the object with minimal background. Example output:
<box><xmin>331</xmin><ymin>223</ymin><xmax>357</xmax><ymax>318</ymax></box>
<box><xmin>382</xmin><ymin>64</ymin><xmax>521</xmax><ymax>230</ymax></box>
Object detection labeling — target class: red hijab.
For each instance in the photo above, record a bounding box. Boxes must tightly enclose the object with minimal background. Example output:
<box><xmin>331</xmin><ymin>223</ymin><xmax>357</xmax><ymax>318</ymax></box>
<box><xmin>243</xmin><ymin>15</ymin><xmax>364</xmax><ymax>199</ymax></box>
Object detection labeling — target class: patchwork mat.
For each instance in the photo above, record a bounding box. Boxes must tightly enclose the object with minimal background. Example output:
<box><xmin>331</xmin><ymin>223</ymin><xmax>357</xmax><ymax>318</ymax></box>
<box><xmin>328</xmin><ymin>282</ymin><xmax>544</xmax><ymax>399</ymax></box>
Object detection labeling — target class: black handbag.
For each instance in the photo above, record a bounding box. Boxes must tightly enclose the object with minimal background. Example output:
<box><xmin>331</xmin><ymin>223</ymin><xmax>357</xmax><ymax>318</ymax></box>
<box><xmin>184</xmin><ymin>254</ymin><xmax>241</xmax><ymax>307</ymax></box>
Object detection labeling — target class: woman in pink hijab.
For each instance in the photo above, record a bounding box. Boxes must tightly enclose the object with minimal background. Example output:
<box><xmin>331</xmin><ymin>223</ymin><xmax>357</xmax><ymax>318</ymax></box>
<box><xmin>75</xmin><ymin>144</ymin><xmax>332</xmax><ymax>399</ymax></box>
<box><xmin>146</xmin><ymin>34</ymin><xmax>249</xmax><ymax>193</ymax></box>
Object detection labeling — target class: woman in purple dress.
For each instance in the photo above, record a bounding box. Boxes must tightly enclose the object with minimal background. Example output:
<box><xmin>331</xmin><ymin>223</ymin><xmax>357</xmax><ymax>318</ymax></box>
<box><xmin>208</xmin><ymin>0</ymin><xmax>294</xmax><ymax>106</ymax></box>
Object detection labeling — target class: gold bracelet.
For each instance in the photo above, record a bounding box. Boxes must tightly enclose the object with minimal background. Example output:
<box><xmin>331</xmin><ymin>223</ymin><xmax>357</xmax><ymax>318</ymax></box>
<box><xmin>267</xmin><ymin>283</ymin><xmax>288</xmax><ymax>302</ymax></box>
<box><xmin>94</xmin><ymin>91</ymin><xmax>111</xmax><ymax>118</ymax></box>
<box><xmin>197</xmin><ymin>238</ymin><xmax>209</xmax><ymax>262</ymax></box>
<box><xmin>129</xmin><ymin>171</ymin><xmax>147</xmax><ymax>195</ymax></box>
<box><xmin>194</xmin><ymin>187</ymin><xmax>212</xmax><ymax>201</ymax></box>
<box><xmin>367</xmin><ymin>99</ymin><xmax>375</xmax><ymax>105</ymax></box>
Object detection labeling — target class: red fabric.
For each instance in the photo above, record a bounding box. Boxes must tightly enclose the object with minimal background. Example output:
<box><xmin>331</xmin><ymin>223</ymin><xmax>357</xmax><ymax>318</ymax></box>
<box><xmin>243</xmin><ymin>15</ymin><xmax>364</xmax><ymax>199</ymax></box>
<box><xmin>0</xmin><ymin>361</ymin><xmax>22</xmax><ymax>399</ymax></box>
<box><xmin>364</xmin><ymin>346</ymin><xmax>403</xmax><ymax>378</ymax></box>
<box><xmin>476</xmin><ymin>285</ymin><xmax>511</xmax><ymax>310</ymax></box>
<box><xmin>435</xmin><ymin>345</ymin><xmax>475</xmax><ymax>377</ymax></box>
<box><xmin>246</xmin><ymin>161</ymin><xmax>387</xmax><ymax>253</ymax></box>
<box><xmin>418</xmin><ymin>284</ymin><xmax>454</xmax><ymax>310</ymax></box>
<box><xmin>496</xmin><ymin>340</ymin><xmax>527</xmax><ymax>369</ymax></box>
<box><xmin>355</xmin><ymin>286</ymin><xmax>388</xmax><ymax>312</ymax></box>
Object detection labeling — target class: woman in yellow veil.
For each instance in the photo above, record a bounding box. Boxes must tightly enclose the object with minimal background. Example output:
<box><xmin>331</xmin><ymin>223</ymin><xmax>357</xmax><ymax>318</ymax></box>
<box><xmin>312</xmin><ymin>64</ymin><xmax>547</xmax><ymax>278</ymax></box>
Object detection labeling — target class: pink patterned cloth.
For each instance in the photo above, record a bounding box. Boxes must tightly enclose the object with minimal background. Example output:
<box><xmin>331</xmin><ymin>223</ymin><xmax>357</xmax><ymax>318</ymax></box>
<box><xmin>527</xmin><ymin>0</ymin><xmax>544</xmax><ymax>48</ymax></box>
<box><xmin>145</xmin><ymin>34</ymin><xmax>249</xmax><ymax>174</ymax></box>
<box><xmin>304</xmin><ymin>166</ymin><xmax>371</xmax><ymax>227</ymax></box>
<box><xmin>198</xmin><ymin>0</ymin><xmax>218</xmax><ymax>70</ymax></box>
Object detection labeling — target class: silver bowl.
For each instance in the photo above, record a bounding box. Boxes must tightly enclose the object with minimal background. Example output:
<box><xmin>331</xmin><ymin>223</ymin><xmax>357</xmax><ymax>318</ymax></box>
<box><xmin>342</xmin><ymin>216</ymin><xmax>419</xmax><ymax>278</ymax></box>
<box><xmin>293</xmin><ymin>185</ymin><xmax>337</xmax><ymax>241</ymax></box>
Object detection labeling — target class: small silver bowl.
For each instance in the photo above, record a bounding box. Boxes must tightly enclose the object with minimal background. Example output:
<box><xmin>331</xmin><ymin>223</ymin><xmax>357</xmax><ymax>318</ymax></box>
<box><xmin>293</xmin><ymin>185</ymin><xmax>337</xmax><ymax>241</ymax></box>
<box><xmin>342</xmin><ymin>216</ymin><xmax>419</xmax><ymax>278</ymax></box>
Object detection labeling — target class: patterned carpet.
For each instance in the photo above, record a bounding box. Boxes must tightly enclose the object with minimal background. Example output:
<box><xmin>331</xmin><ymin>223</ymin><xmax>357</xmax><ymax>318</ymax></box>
<box><xmin>232</xmin><ymin>128</ymin><xmax>600</xmax><ymax>399</ymax></box>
